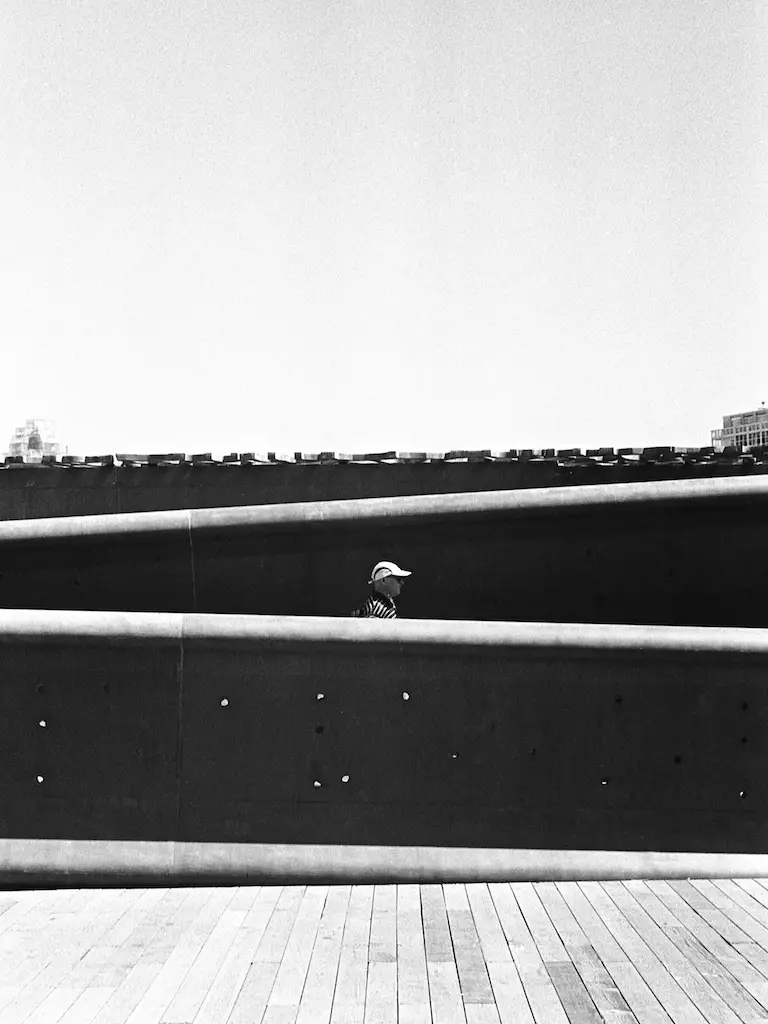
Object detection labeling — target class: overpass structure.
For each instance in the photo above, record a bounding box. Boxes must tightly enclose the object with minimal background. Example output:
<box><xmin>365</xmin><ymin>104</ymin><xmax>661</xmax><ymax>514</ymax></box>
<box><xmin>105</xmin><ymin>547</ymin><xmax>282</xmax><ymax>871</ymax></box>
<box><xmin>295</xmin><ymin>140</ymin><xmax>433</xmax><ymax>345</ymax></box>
<box><xmin>0</xmin><ymin>474</ymin><xmax>766</xmax><ymax>884</ymax></box>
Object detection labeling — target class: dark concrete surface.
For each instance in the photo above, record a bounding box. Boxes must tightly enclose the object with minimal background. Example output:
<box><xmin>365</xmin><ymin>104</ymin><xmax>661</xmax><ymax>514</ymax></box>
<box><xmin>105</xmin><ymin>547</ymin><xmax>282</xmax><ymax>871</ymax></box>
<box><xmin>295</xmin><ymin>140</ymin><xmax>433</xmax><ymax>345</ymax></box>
<box><xmin>0</xmin><ymin>477</ymin><xmax>765</xmax><ymax>627</ymax></box>
<box><xmin>1</xmin><ymin>460</ymin><xmax>767</xmax><ymax>521</ymax></box>
<box><xmin>3</xmin><ymin>611</ymin><xmax>767</xmax><ymax>866</ymax></box>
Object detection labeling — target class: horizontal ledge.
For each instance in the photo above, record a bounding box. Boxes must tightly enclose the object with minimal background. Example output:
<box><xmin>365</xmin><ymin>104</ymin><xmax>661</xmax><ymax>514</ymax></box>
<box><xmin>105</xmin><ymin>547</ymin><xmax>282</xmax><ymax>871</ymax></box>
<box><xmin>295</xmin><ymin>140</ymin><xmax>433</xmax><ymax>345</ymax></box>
<box><xmin>0</xmin><ymin>475</ymin><xmax>767</xmax><ymax>546</ymax></box>
<box><xmin>0</xmin><ymin>839</ymin><xmax>767</xmax><ymax>884</ymax></box>
<box><xmin>0</xmin><ymin>610</ymin><xmax>767</xmax><ymax>655</ymax></box>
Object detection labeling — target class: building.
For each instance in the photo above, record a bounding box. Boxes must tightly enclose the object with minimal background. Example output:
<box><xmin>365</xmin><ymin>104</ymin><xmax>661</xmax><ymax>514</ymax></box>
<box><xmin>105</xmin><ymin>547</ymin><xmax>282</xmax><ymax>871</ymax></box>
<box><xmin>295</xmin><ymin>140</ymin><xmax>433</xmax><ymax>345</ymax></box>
<box><xmin>5</xmin><ymin>418</ymin><xmax>63</xmax><ymax>463</ymax></box>
<box><xmin>711</xmin><ymin>405</ymin><xmax>768</xmax><ymax>450</ymax></box>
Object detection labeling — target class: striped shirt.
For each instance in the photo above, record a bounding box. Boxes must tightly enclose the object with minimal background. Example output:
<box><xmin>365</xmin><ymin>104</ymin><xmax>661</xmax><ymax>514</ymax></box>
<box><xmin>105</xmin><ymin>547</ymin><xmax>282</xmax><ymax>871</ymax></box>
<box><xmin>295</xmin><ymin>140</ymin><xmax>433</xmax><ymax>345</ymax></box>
<box><xmin>351</xmin><ymin>592</ymin><xmax>398</xmax><ymax>619</ymax></box>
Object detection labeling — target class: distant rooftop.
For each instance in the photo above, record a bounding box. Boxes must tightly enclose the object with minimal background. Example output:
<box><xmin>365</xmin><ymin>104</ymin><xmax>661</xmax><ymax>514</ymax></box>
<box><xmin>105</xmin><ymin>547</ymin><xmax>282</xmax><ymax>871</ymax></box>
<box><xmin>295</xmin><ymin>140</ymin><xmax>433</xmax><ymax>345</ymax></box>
<box><xmin>2</xmin><ymin>446</ymin><xmax>767</xmax><ymax>469</ymax></box>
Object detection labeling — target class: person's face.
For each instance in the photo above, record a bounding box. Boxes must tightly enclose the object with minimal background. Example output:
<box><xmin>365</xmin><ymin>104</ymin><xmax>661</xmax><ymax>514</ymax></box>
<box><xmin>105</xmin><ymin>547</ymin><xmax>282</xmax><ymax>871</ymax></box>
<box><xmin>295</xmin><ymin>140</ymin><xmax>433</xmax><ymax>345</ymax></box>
<box><xmin>381</xmin><ymin>574</ymin><xmax>405</xmax><ymax>598</ymax></box>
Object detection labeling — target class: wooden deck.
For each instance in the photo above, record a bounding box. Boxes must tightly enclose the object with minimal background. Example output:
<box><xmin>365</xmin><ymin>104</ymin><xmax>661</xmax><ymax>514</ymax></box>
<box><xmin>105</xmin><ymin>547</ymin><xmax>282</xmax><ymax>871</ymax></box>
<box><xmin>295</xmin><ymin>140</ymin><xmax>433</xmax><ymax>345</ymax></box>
<box><xmin>2</xmin><ymin>880</ymin><xmax>768</xmax><ymax>1022</ymax></box>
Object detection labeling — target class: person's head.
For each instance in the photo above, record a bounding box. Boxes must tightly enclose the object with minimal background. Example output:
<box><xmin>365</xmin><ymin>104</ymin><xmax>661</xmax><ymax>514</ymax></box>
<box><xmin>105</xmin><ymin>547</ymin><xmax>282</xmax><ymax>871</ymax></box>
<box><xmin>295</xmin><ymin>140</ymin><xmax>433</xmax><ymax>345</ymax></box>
<box><xmin>369</xmin><ymin>560</ymin><xmax>412</xmax><ymax>599</ymax></box>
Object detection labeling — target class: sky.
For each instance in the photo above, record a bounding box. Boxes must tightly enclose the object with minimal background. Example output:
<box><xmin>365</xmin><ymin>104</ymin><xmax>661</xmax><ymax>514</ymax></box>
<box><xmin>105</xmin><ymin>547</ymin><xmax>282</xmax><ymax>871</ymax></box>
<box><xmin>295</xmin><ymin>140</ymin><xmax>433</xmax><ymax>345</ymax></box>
<box><xmin>1</xmin><ymin>0</ymin><xmax>766</xmax><ymax>456</ymax></box>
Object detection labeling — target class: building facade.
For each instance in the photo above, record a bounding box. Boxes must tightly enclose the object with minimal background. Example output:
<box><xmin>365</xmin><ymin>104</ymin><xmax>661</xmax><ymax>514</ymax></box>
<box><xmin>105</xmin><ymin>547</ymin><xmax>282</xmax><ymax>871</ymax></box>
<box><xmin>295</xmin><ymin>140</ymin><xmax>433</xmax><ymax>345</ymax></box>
<box><xmin>712</xmin><ymin>405</ymin><xmax>768</xmax><ymax>450</ymax></box>
<box><xmin>6</xmin><ymin>419</ymin><xmax>62</xmax><ymax>463</ymax></box>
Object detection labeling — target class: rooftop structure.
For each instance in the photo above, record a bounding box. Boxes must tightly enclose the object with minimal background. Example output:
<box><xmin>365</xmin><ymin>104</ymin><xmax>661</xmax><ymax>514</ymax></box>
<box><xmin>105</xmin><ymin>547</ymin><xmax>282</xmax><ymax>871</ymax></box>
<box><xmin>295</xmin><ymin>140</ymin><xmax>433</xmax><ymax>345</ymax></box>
<box><xmin>712</xmin><ymin>405</ymin><xmax>768</xmax><ymax>450</ymax></box>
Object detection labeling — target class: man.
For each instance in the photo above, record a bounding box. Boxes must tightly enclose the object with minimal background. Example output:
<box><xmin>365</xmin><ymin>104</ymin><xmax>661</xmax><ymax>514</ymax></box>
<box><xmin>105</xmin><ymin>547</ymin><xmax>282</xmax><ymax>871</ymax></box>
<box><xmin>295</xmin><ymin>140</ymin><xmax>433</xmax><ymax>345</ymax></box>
<box><xmin>351</xmin><ymin>560</ymin><xmax>412</xmax><ymax>619</ymax></box>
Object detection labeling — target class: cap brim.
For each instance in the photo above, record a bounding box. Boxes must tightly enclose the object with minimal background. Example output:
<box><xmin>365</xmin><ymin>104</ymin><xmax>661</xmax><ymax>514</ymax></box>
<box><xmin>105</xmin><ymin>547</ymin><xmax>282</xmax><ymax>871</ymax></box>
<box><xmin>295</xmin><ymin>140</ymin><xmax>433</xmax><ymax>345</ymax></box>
<box><xmin>368</xmin><ymin>569</ymin><xmax>412</xmax><ymax>584</ymax></box>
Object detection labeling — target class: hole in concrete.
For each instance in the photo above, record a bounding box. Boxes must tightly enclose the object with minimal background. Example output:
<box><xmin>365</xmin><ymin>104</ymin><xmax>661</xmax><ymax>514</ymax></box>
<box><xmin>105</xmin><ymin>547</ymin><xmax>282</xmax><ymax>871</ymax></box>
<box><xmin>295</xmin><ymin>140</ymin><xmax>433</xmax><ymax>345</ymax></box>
<box><xmin>742</xmin><ymin>702</ymin><xmax>749</xmax><ymax>711</ymax></box>
<box><xmin>674</xmin><ymin>755</ymin><xmax>682</xmax><ymax>764</ymax></box>
<box><xmin>36</xmin><ymin>685</ymin><xmax>45</xmax><ymax>695</ymax></box>
<box><xmin>530</xmin><ymin>748</ymin><xmax>537</xmax><ymax>756</ymax></box>
<box><xmin>103</xmin><ymin>684</ymin><xmax>110</xmax><ymax>694</ymax></box>
<box><xmin>315</xmin><ymin>725</ymin><xmax>324</xmax><ymax>734</ymax></box>
<box><xmin>341</xmin><ymin>775</ymin><xmax>350</xmax><ymax>783</ymax></box>
<box><xmin>38</xmin><ymin>720</ymin><xmax>46</xmax><ymax>728</ymax></box>
<box><xmin>614</xmin><ymin>695</ymin><xmax>623</xmax><ymax>704</ymax></box>
<box><xmin>741</xmin><ymin>736</ymin><xmax>749</xmax><ymax>744</ymax></box>
<box><xmin>402</xmin><ymin>692</ymin><xmax>410</xmax><ymax>701</ymax></box>
<box><xmin>220</xmin><ymin>698</ymin><xmax>229</xmax><ymax>707</ymax></box>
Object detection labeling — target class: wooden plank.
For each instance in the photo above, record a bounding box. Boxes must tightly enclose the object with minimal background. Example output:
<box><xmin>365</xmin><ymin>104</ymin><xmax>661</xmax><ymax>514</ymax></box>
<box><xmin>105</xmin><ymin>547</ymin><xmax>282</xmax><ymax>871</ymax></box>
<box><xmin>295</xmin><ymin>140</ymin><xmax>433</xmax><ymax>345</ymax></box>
<box><xmin>580</xmin><ymin>882</ymin><xmax>708</xmax><ymax>1024</ymax></box>
<box><xmin>487</xmin><ymin>884</ymin><xmax>540</xmax><ymax>964</ymax></box>
<box><xmin>157</xmin><ymin>901</ymin><xmax>249</xmax><ymax>1023</ymax></box>
<box><xmin>426</xmin><ymin>961</ymin><xmax>466</xmax><ymax>1024</ymax></box>
<box><xmin>114</xmin><ymin>887</ymin><xmax>229</xmax><ymax>1023</ymax></box>
<box><xmin>17</xmin><ymin>875</ymin><xmax>768</xmax><ymax>1024</ymax></box>
<box><xmin>228</xmin><ymin>885</ymin><xmax>261</xmax><ymax>911</ymax></box>
<box><xmin>10</xmin><ymin>888</ymin><xmax>189</xmax><ymax>1024</ymax></box>
<box><xmin>645</xmin><ymin>882</ymin><xmax>743</xmax><ymax>961</ymax></box>
<box><xmin>603</xmin><ymin>962</ymin><xmax>673</xmax><ymax>1024</ymax></box>
<box><xmin>0</xmin><ymin>890</ymin><xmax>126</xmax><ymax>1022</ymax></box>
<box><xmin>465</xmin><ymin>1005</ymin><xmax>502</xmax><ymax>1023</ymax></box>
<box><xmin>645</xmin><ymin>880</ymin><xmax>768</xmax><ymax>1010</ymax></box>
<box><xmin>511</xmin><ymin>884</ymin><xmax>569</xmax><ymax>965</ymax></box>
<box><xmin>397</xmin><ymin>1003</ymin><xmax>432</xmax><ymax>1024</ymax></box>
<box><xmin>363</xmin><ymin>962</ymin><xmax>397</xmax><ymax>1024</ymax></box>
<box><xmin>488</xmin><ymin>884</ymin><xmax>569</xmax><ymax>1024</ymax></box>
<box><xmin>466</xmin><ymin>884</ymin><xmax>512</xmax><ymax>966</ymax></box>
<box><xmin>368</xmin><ymin>886</ymin><xmax>396</xmax><ymax>963</ymax></box>
<box><xmin>0</xmin><ymin>888</ymin><xmax>133</xmax><ymax>992</ymax></box>
<box><xmin>193</xmin><ymin>886</ymin><xmax>279</xmax><ymax>1024</ymax></box>
<box><xmin>602</xmin><ymin>881</ymin><xmax>740</xmax><ymax>1024</ymax></box>
<box><xmin>486</xmin><ymin>961</ymin><xmax>535</xmax><ymax>1024</ymax></box>
<box><xmin>56</xmin><ymin>988</ymin><xmax>115</xmax><ymax>1024</ymax></box>
<box><xmin>546</xmin><ymin>963</ymin><xmax>604</xmax><ymax>1024</ymax></box>
<box><xmin>228</xmin><ymin>963</ymin><xmax>281</xmax><ymax>1024</ymax></box>
<box><xmin>266</xmin><ymin>887</ymin><xmax>328</xmax><ymax>1012</ymax></box>
<box><xmin>0</xmin><ymin>889</ymin><xmax>130</xmax><ymax>1000</ymax></box>
<box><xmin>535</xmin><ymin>883</ymin><xmax>637</xmax><ymax>1024</ymax></box>
<box><xmin>691</xmin><ymin>881</ymin><xmax>768</xmax><ymax>980</ymax></box>
<box><xmin>444</xmin><ymin>885</ymin><xmax>495</xmax><ymax>1004</ymax></box>
<box><xmin>735</xmin><ymin>880</ymin><xmax>768</xmax><ymax>913</ymax></box>
<box><xmin>2</xmin><ymin>893</ymin><xmax>129</xmax><ymax>1024</ymax></box>
<box><xmin>691</xmin><ymin>881</ymin><xmax>768</xmax><ymax>947</ymax></box>
<box><xmin>510</xmin><ymin>960</ymin><xmax>570</xmax><ymax>1024</ymax></box>
<box><xmin>712</xmin><ymin>880</ymin><xmax>768</xmax><ymax>933</ymax></box>
<box><xmin>93</xmin><ymin>888</ymin><xmax>204</xmax><ymax>1023</ymax></box>
<box><xmin>397</xmin><ymin>884</ymin><xmax>430</xmax><ymax>1017</ymax></box>
<box><xmin>625</xmin><ymin>880</ymin><xmax>768</xmax><ymax>1024</ymax></box>
<box><xmin>330</xmin><ymin>885</ymin><xmax>373</xmax><ymax>1024</ymax></box>
<box><xmin>294</xmin><ymin>886</ymin><xmax>350</xmax><ymax>1024</ymax></box>
<box><xmin>262</xmin><ymin>1007</ymin><xmax>299</xmax><ymax>1024</ymax></box>
<box><xmin>555</xmin><ymin>883</ymin><xmax>628</xmax><ymax>965</ymax></box>
<box><xmin>668</xmin><ymin>881</ymin><xmax>753</xmax><ymax>945</ymax></box>
<box><xmin>228</xmin><ymin>884</ymin><xmax>296</xmax><ymax>1024</ymax></box>
<box><xmin>31</xmin><ymin>889</ymin><xmax>207</xmax><ymax>1024</ymax></box>
<box><xmin>1</xmin><ymin>888</ymin><xmax>189</xmax><ymax>1024</ymax></box>
<box><xmin>255</xmin><ymin>887</ymin><xmax>307</xmax><ymax>963</ymax></box>
<box><xmin>420</xmin><ymin>885</ymin><xmax>454</xmax><ymax>964</ymax></box>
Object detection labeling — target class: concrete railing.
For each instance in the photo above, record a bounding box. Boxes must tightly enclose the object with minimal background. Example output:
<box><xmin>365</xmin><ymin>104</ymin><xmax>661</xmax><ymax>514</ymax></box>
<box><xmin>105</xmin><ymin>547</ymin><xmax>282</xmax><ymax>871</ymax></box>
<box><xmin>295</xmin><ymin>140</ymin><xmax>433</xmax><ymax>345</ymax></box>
<box><xmin>3</xmin><ymin>609</ymin><xmax>768</xmax><ymax>883</ymax></box>
<box><xmin>0</xmin><ymin>476</ymin><xmax>765</xmax><ymax>625</ymax></box>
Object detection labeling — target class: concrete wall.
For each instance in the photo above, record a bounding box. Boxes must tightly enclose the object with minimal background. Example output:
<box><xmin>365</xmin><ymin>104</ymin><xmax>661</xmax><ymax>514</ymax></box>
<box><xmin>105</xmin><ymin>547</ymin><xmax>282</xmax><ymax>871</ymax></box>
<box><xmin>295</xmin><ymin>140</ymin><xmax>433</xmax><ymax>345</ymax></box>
<box><xmin>3</xmin><ymin>610</ymin><xmax>768</xmax><ymax>883</ymax></box>
<box><xmin>0</xmin><ymin>477</ymin><xmax>766</xmax><ymax>627</ymax></box>
<box><xmin>1</xmin><ymin>460</ymin><xmax>765</xmax><ymax>520</ymax></box>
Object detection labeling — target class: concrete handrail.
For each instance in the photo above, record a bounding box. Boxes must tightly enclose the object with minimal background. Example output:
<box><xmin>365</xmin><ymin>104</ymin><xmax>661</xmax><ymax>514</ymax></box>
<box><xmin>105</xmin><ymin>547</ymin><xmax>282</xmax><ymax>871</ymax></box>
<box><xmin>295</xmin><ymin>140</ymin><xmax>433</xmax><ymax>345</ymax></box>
<box><xmin>1</xmin><ymin>609</ymin><xmax>767</xmax><ymax>655</ymax></box>
<box><xmin>0</xmin><ymin>475</ymin><xmax>766</xmax><ymax>547</ymax></box>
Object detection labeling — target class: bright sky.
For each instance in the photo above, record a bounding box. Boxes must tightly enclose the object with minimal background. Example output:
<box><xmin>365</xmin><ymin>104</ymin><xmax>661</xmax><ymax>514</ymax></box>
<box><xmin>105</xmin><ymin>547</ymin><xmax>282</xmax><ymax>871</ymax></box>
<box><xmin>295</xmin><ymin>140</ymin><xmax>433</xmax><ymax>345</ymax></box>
<box><xmin>1</xmin><ymin>0</ymin><xmax>766</xmax><ymax>456</ymax></box>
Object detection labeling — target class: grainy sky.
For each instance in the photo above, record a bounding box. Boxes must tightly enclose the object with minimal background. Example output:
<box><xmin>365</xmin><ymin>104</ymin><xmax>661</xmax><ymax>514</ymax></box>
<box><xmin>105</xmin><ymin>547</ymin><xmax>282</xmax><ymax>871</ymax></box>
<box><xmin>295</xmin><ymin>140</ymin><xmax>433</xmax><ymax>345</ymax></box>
<box><xmin>1</xmin><ymin>0</ymin><xmax>766</xmax><ymax>455</ymax></box>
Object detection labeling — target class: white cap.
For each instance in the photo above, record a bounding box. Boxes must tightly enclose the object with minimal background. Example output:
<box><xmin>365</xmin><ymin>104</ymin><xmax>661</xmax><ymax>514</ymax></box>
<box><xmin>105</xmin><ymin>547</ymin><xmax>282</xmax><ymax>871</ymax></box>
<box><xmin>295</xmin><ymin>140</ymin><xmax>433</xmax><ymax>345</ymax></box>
<box><xmin>368</xmin><ymin>560</ymin><xmax>412</xmax><ymax>584</ymax></box>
